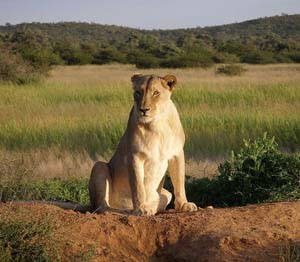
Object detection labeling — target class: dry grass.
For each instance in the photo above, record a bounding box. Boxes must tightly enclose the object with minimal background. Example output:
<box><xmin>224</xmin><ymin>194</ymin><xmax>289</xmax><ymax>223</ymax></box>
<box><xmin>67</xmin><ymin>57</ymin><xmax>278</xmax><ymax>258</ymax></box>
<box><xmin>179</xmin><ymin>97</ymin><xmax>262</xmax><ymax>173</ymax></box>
<box><xmin>0</xmin><ymin>149</ymin><xmax>93</xmax><ymax>180</ymax></box>
<box><xmin>279</xmin><ymin>241</ymin><xmax>300</xmax><ymax>262</ymax></box>
<box><xmin>1</xmin><ymin>63</ymin><xmax>300</xmax><ymax>178</ymax></box>
<box><xmin>0</xmin><ymin>149</ymin><xmax>218</xmax><ymax>179</ymax></box>
<box><xmin>49</xmin><ymin>63</ymin><xmax>300</xmax><ymax>84</ymax></box>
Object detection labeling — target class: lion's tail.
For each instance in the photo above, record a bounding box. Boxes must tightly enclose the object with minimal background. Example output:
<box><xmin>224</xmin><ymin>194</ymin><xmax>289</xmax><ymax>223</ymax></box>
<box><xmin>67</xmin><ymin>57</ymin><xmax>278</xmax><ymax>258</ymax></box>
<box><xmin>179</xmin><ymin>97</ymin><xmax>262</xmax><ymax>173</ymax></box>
<box><xmin>42</xmin><ymin>201</ymin><xmax>91</xmax><ymax>212</ymax></box>
<box><xmin>6</xmin><ymin>200</ymin><xmax>91</xmax><ymax>213</ymax></box>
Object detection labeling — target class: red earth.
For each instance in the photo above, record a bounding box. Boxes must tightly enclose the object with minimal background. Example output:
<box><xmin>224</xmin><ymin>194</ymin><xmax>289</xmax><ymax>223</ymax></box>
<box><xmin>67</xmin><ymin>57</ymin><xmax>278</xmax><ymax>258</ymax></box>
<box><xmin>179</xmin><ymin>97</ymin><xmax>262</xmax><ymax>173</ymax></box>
<box><xmin>1</xmin><ymin>201</ymin><xmax>300</xmax><ymax>261</ymax></box>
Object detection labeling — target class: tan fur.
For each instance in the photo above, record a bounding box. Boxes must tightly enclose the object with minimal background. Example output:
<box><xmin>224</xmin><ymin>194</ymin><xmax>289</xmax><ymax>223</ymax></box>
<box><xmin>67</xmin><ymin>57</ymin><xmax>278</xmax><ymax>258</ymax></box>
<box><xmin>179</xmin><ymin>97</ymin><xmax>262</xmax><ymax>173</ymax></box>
<box><xmin>89</xmin><ymin>74</ymin><xmax>197</xmax><ymax>215</ymax></box>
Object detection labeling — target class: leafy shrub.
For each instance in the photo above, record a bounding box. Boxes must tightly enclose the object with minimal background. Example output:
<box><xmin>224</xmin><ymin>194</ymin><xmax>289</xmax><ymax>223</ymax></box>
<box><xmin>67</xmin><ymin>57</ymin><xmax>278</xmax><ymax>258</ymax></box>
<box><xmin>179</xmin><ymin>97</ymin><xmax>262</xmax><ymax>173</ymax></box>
<box><xmin>135</xmin><ymin>53</ymin><xmax>160</xmax><ymax>69</ymax></box>
<box><xmin>240</xmin><ymin>50</ymin><xmax>276</xmax><ymax>64</ymax></box>
<box><xmin>0</xmin><ymin>47</ymin><xmax>40</xmax><ymax>84</ymax></box>
<box><xmin>10</xmin><ymin>30</ymin><xmax>59</xmax><ymax>73</ymax></box>
<box><xmin>160</xmin><ymin>53</ymin><xmax>214</xmax><ymax>69</ymax></box>
<box><xmin>66</xmin><ymin>50</ymin><xmax>93</xmax><ymax>65</ymax></box>
<box><xmin>165</xmin><ymin>134</ymin><xmax>300</xmax><ymax>208</ymax></box>
<box><xmin>274</xmin><ymin>52</ymin><xmax>294</xmax><ymax>63</ymax></box>
<box><xmin>217</xmin><ymin>133</ymin><xmax>300</xmax><ymax>206</ymax></box>
<box><xmin>1</xmin><ymin>178</ymin><xmax>89</xmax><ymax>204</ymax></box>
<box><xmin>212</xmin><ymin>52</ymin><xmax>240</xmax><ymax>63</ymax></box>
<box><xmin>287</xmin><ymin>51</ymin><xmax>300</xmax><ymax>63</ymax></box>
<box><xmin>216</xmin><ymin>64</ymin><xmax>247</xmax><ymax>76</ymax></box>
<box><xmin>0</xmin><ymin>215</ymin><xmax>60</xmax><ymax>262</ymax></box>
<box><xmin>92</xmin><ymin>47</ymin><xmax>126</xmax><ymax>65</ymax></box>
<box><xmin>0</xmin><ymin>30</ymin><xmax>56</xmax><ymax>84</ymax></box>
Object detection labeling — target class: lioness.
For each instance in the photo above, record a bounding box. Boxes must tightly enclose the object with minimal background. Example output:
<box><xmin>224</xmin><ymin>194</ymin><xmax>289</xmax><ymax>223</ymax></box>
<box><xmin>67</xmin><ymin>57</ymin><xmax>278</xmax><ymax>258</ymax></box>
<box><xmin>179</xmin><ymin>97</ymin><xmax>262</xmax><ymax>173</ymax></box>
<box><xmin>89</xmin><ymin>74</ymin><xmax>197</xmax><ymax>215</ymax></box>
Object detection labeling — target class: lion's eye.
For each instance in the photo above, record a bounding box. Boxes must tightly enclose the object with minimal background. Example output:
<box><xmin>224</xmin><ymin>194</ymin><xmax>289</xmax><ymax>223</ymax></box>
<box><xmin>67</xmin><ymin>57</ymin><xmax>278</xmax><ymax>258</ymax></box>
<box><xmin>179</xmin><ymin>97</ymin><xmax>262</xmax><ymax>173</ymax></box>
<box><xmin>153</xmin><ymin>91</ymin><xmax>160</xmax><ymax>96</ymax></box>
<box><xmin>134</xmin><ymin>91</ymin><xmax>141</xmax><ymax>98</ymax></box>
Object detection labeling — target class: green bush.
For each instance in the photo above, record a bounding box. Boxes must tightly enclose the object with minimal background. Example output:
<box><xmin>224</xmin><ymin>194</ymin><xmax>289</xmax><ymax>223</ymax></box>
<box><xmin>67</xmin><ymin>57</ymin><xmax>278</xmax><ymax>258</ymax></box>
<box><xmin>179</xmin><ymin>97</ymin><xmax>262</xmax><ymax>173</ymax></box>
<box><xmin>216</xmin><ymin>64</ymin><xmax>247</xmax><ymax>76</ymax></box>
<box><xmin>0</xmin><ymin>47</ymin><xmax>40</xmax><ymax>84</ymax></box>
<box><xmin>240</xmin><ymin>50</ymin><xmax>276</xmax><ymax>64</ymax></box>
<box><xmin>92</xmin><ymin>47</ymin><xmax>126</xmax><ymax>65</ymax></box>
<box><xmin>288</xmin><ymin>51</ymin><xmax>300</xmax><ymax>63</ymax></box>
<box><xmin>0</xmin><ymin>216</ymin><xmax>60</xmax><ymax>262</ymax></box>
<box><xmin>10</xmin><ymin>30</ymin><xmax>58</xmax><ymax>73</ymax></box>
<box><xmin>160</xmin><ymin>53</ymin><xmax>213</xmax><ymax>68</ymax></box>
<box><xmin>212</xmin><ymin>52</ymin><xmax>240</xmax><ymax>63</ymax></box>
<box><xmin>217</xmin><ymin>133</ymin><xmax>300</xmax><ymax>206</ymax></box>
<box><xmin>128</xmin><ymin>50</ymin><xmax>161</xmax><ymax>69</ymax></box>
<box><xmin>0</xmin><ymin>30</ymin><xmax>55</xmax><ymax>84</ymax></box>
<box><xmin>274</xmin><ymin>53</ymin><xmax>294</xmax><ymax>63</ymax></box>
<box><xmin>1</xmin><ymin>178</ymin><xmax>89</xmax><ymax>204</ymax></box>
<box><xmin>66</xmin><ymin>50</ymin><xmax>93</xmax><ymax>65</ymax></box>
<box><xmin>135</xmin><ymin>54</ymin><xmax>160</xmax><ymax>69</ymax></box>
<box><xmin>168</xmin><ymin>134</ymin><xmax>300</xmax><ymax>208</ymax></box>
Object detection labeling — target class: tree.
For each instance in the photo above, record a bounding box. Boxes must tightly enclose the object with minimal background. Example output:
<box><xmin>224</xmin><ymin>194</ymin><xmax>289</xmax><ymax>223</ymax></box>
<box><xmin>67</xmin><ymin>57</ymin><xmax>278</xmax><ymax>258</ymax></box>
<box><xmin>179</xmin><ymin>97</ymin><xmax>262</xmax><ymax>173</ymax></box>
<box><xmin>92</xmin><ymin>47</ymin><xmax>126</xmax><ymax>64</ymax></box>
<box><xmin>10</xmin><ymin>30</ymin><xmax>60</xmax><ymax>71</ymax></box>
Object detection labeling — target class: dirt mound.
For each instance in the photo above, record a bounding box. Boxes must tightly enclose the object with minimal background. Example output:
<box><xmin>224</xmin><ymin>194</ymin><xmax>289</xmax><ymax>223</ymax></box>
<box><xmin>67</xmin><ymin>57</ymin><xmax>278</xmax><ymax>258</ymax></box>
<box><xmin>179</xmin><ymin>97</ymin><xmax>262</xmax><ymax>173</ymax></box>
<box><xmin>1</xmin><ymin>201</ymin><xmax>300</xmax><ymax>261</ymax></box>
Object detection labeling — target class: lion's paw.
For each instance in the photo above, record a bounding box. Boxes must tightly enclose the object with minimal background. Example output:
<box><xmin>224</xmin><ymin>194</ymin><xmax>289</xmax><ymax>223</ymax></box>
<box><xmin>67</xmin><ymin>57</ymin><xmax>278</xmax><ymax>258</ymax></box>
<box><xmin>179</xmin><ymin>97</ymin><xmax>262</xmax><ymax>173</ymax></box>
<box><xmin>177</xmin><ymin>202</ymin><xmax>198</xmax><ymax>212</ymax></box>
<box><xmin>93</xmin><ymin>205</ymin><xmax>110</xmax><ymax>214</ymax></box>
<box><xmin>132</xmin><ymin>206</ymin><xmax>156</xmax><ymax>216</ymax></box>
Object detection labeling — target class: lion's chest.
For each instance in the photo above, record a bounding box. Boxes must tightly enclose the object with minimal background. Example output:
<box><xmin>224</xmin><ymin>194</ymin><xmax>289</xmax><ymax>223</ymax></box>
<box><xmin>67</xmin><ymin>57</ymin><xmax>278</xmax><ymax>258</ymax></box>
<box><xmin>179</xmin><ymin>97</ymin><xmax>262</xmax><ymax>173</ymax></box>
<box><xmin>135</xmin><ymin>124</ymin><xmax>181</xmax><ymax>162</ymax></box>
<box><xmin>134</xmin><ymin>125</ymin><xmax>180</xmax><ymax>185</ymax></box>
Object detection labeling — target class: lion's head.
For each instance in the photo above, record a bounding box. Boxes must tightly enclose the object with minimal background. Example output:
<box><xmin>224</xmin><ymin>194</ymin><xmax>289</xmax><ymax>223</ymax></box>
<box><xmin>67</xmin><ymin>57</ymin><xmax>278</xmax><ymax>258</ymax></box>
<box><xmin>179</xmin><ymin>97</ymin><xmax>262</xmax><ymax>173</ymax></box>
<box><xmin>131</xmin><ymin>74</ymin><xmax>177</xmax><ymax>124</ymax></box>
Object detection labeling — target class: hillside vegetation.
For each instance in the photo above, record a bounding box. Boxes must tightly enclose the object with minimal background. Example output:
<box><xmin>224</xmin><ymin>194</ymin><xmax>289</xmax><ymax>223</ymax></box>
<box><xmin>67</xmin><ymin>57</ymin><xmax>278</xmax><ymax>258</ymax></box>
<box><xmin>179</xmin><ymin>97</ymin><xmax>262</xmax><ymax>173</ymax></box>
<box><xmin>0</xmin><ymin>15</ymin><xmax>300</xmax><ymax>83</ymax></box>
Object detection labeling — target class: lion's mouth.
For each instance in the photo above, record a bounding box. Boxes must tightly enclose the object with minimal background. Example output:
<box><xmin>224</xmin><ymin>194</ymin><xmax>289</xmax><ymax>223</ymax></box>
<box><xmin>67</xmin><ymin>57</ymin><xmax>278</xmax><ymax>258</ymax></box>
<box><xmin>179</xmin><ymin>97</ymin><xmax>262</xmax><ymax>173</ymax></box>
<box><xmin>139</xmin><ymin>114</ymin><xmax>149</xmax><ymax>119</ymax></box>
<box><xmin>138</xmin><ymin>114</ymin><xmax>153</xmax><ymax>123</ymax></box>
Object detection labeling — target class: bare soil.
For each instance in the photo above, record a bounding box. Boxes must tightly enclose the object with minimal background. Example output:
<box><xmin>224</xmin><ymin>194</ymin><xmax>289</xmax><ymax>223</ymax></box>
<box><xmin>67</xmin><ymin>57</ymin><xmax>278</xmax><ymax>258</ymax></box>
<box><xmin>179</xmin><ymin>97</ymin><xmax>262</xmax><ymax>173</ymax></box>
<box><xmin>1</xmin><ymin>201</ymin><xmax>300</xmax><ymax>261</ymax></box>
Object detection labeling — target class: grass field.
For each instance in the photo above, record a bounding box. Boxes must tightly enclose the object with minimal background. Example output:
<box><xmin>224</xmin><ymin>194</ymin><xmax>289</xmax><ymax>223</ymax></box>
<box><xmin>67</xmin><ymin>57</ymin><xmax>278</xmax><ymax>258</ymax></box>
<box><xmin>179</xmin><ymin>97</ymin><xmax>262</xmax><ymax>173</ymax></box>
<box><xmin>1</xmin><ymin>64</ymin><xmax>300</xmax><ymax>179</ymax></box>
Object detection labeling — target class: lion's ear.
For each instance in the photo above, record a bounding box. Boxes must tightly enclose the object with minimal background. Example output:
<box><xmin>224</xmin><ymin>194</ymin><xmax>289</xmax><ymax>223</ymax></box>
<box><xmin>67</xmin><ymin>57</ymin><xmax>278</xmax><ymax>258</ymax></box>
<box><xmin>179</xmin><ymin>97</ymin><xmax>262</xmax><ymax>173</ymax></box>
<box><xmin>131</xmin><ymin>73</ymin><xmax>143</xmax><ymax>84</ymax></box>
<box><xmin>162</xmin><ymin>75</ymin><xmax>177</xmax><ymax>91</ymax></box>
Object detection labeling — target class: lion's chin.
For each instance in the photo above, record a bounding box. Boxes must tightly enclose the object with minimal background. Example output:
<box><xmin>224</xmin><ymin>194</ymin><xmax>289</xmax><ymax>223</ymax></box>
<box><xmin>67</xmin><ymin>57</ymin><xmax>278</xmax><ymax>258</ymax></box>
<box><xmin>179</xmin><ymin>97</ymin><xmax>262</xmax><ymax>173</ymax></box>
<box><xmin>138</xmin><ymin>116</ymin><xmax>154</xmax><ymax>124</ymax></box>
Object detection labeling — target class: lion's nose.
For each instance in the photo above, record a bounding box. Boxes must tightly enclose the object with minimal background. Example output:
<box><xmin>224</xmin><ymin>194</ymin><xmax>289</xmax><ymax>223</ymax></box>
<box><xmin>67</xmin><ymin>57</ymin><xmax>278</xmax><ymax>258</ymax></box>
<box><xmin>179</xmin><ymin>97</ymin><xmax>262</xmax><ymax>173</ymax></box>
<box><xmin>139</xmin><ymin>108</ymin><xmax>150</xmax><ymax>115</ymax></box>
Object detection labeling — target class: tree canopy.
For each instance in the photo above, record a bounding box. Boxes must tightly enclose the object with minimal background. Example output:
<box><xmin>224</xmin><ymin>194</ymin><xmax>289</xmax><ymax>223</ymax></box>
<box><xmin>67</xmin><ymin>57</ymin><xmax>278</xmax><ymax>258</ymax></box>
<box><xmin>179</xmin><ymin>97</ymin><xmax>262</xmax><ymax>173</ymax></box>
<box><xmin>0</xmin><ymin>14</ymin><xmax>300</xmax><ymax>77</ymax></box>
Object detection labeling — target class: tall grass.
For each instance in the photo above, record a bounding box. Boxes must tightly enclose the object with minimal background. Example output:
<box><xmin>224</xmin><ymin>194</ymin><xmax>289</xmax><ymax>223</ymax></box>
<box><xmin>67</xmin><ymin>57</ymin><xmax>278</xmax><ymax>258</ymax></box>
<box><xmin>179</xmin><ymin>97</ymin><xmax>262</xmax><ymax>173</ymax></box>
<box><xmin>1</xmin><ymin>64</ymin><xmax>300</xmax><ymax>159</ymax></box>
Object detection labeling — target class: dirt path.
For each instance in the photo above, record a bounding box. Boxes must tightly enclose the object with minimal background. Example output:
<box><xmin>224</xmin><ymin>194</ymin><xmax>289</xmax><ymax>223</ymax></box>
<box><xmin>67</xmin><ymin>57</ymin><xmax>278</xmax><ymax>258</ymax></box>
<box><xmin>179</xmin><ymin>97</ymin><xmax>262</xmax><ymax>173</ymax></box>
<box><xmin>1</xmin><ymin>201</ymin><xmax>300</xmax><ymax>261</ymax></box>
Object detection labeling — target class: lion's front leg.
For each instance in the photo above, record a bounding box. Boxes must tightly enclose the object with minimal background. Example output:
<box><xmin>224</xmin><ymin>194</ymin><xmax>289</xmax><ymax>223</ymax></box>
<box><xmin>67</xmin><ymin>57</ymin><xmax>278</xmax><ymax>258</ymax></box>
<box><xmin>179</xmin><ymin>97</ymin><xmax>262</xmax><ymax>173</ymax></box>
<box><xmin>168</xmin><ymin>150</ymin><xmax>197</xmax><ymax>212</ymax></box>
<box><xmin>128</xmin><ymin>154</ymin><xmax>156</xmax><ymax>216</ymax></box>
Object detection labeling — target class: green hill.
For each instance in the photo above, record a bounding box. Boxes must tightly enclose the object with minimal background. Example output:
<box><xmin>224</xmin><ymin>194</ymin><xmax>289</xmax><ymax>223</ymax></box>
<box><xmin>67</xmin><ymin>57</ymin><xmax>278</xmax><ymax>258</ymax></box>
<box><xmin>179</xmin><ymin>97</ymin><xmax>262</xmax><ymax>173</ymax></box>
<box><xmin>188</xmin><ymin>14</ymin><xmax>300</xmax><ymax>40</ymax></box>
<box><xmin>0</xmin><ymin>14</ymin><xmax>300</xmax><ymax>82</ymax></box>
<box><xmin>1</xmin><ymin>14</ymin><xmax>300</xmax><ymax>43</ymax></box>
